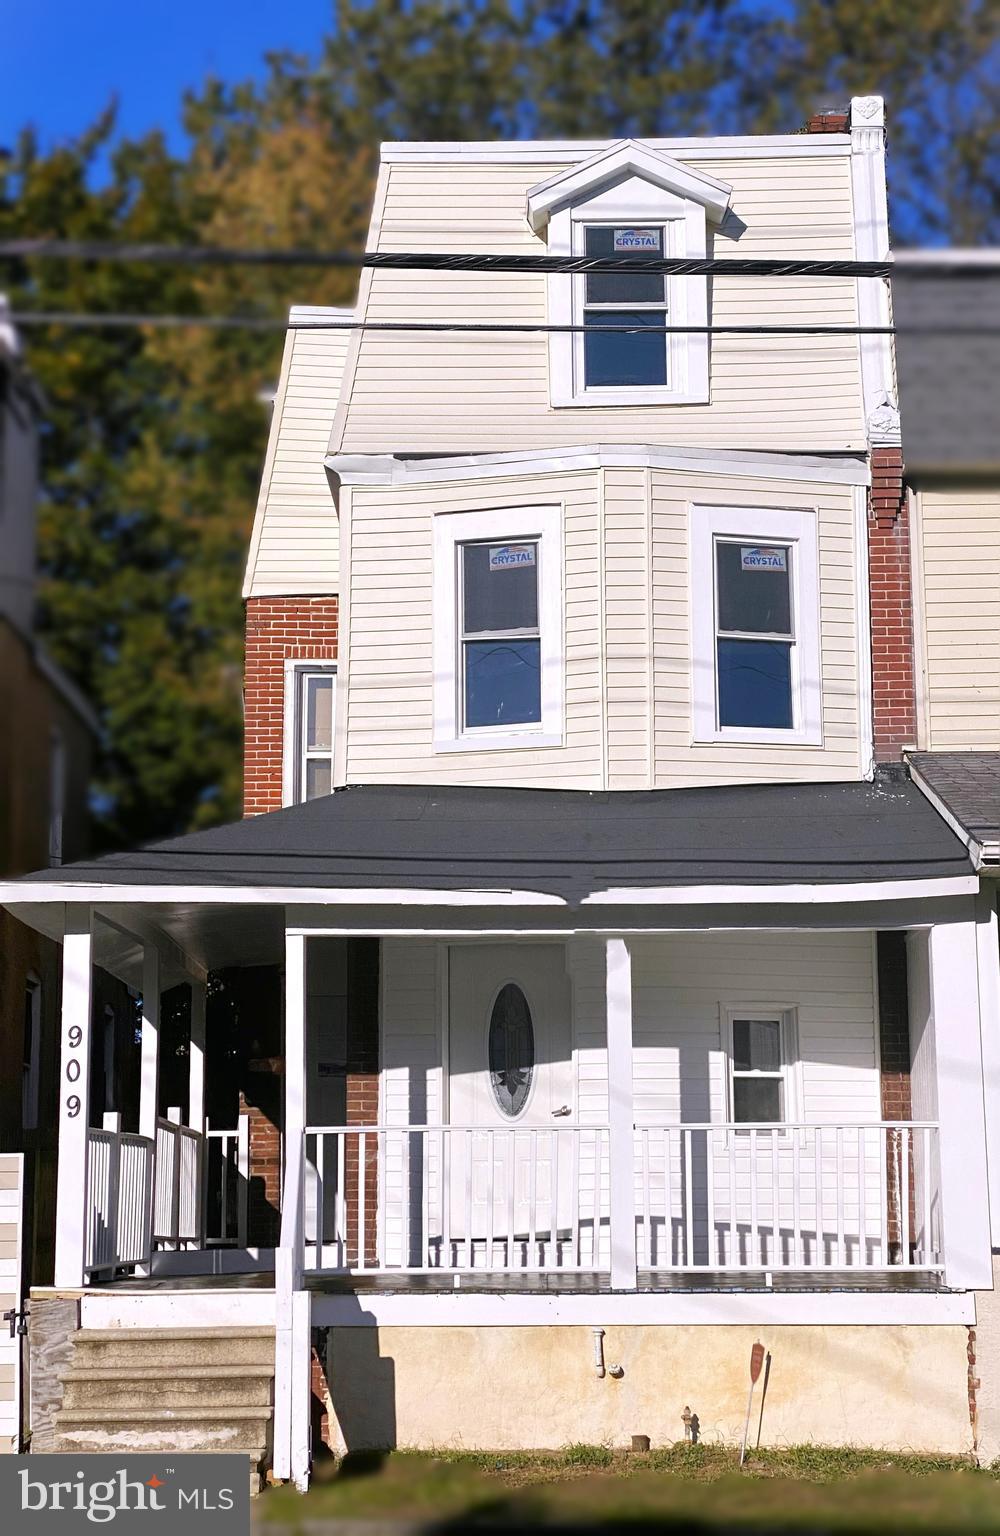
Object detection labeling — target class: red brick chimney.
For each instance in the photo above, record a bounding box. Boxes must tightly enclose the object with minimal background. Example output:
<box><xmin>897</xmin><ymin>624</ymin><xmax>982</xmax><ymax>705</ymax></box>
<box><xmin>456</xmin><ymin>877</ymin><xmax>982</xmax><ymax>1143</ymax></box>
<box><xmin>805</xmin><ymin>109</ymin><xmax>849</xmax><ymax>133</ymax></box>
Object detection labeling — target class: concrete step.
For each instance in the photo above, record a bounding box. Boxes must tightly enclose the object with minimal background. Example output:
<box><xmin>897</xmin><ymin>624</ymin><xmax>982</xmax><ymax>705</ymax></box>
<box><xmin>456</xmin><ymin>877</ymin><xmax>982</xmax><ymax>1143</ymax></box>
<box><xmin>70</xmin><ymin>1327</ymin><xmax>275</xmax><ymax>1369</ymax></box>
<box><xmin>62</xmin><ymin>1363</ymin><xmax>275</xmax><ymax>1411</ymax></box>
<box><xmin>54</xmin><ymin>1405</ymin><xmax>272</xmax><ymax>1455</ymax></box>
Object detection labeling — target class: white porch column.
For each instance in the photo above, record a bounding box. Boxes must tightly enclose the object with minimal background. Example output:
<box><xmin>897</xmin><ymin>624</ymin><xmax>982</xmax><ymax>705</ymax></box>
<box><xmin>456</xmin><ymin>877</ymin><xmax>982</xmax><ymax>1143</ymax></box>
<box><xmin>909</xmin><ymin>919</ymin><xmax>993</xmax><ymax>1291</ymax></box>
<box><xmin>138</xmin><ymin>946</ymin><xmax>161</xmax><ymax>1143</ymax></box>
<box><xmin>284</xmin><ymin>931</ymin><xmax>307</xmax><ymax>1163</ymax></box>
<box><xmin>975</xmin><ymin>891</ymin><xmax>1000</xmax><ymax>1246</ymax></box>
<box><xmin>606</xmin><ymin>937</ymin><xmax>637</xmax><ymax>1291</ymax></box>
<box><xmin>189</xmin><ymin>979</ymin><xmax>207</xmax><ymax>1136</ymax></box>
<box><xmin>54</xmin><ymin>906</ymin><xmax>94</xmax><ymax>1289</ymax></box>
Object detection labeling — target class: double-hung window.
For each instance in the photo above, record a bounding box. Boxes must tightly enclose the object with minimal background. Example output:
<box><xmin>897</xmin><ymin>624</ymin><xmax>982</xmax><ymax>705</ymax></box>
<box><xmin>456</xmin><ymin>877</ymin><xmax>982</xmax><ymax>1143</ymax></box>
<box><xmin>582</xmin><ymin>224</ymin><xmax>669</xmax><ymax>389</ymax></box>
<box><xmin>22</xmin><ymin>976</ymin><xmax>41</xmax><ymax>1132</ymax></box>
<box><xmin>284</xmin><ymin>662</ymin><xmax>337</xmax><ymax>804</ymax></box>
<box><xmin>460</xmin><ymin>540</ymin><xmax>541</xmax><ymax>730</ymax></box>
<box><xmin>692</xmin><ymin>505</ymin><xmax>821</xmax><ymax>746</ymax></box>
<box><xmin>726</xmin><ymin>1010</ymin><xmax>799</xmax><ymax>1126</ymax></box>
<box><xmin>433</xmin><ymin>506</ymin><xmax>563</xmax><ymax>752</ymax></box>
<box><xmin>715</xmin><ymin>540</ymin><xmax>794</xmax><ymax>730</ymax></box>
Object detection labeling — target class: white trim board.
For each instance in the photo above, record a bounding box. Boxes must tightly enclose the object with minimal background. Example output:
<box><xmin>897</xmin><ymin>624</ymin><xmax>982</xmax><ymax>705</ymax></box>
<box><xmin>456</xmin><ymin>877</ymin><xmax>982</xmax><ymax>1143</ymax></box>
<box><xmin>0</xmin><ymin>875</ymin><xmax>979</xmax><ymax>911</ymax></box>
<box><xmin>327</xmin><ymin>445</ymin><xmax>871</xmax><ymax>489</ymax></box>
<box><xmin>378</xmin><ymin>137</ymin><xmax>849</xmax><ymax>164</ymax></box>
<box><xmin>311</xmin><ymin>1289</ymin><xmax>974</xmax><ymax>1327</ymax></box>
<box><xmin>77</xmin><ymin>1289</ymin><xmax>276</xmax><ymax>1331</ymax></box>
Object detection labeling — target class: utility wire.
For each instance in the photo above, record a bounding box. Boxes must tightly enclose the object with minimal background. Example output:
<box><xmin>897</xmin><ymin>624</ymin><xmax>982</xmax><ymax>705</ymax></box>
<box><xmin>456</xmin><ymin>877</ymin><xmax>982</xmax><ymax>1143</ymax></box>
<box><xmin>1</xmin><ymin>240</ymin><xmax>997</xmax><ymax>278</ymax></box>
<box><xmin>8</xmin><ymin>312</ymin><xmax>992</xmax><ymax>335</ymax></box>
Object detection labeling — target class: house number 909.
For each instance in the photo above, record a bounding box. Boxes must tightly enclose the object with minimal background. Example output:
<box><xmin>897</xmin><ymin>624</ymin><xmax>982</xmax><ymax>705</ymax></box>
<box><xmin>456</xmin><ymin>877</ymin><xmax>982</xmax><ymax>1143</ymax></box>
<box><xmin>65</xmin><ymin>1022</ymin><xmax>84</xmax><ymax>1115</ymax></box>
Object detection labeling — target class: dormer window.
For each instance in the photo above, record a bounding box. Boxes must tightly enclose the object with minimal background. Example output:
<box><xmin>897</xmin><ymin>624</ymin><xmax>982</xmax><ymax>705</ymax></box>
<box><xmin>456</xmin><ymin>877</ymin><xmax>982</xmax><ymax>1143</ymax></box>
<box><xmin>582</xmin><ymin>225</ymin><xmax>669</xmax><ymax>388</ymax></box>
<box><xmin>526</xmin><ymin>140</ymin><xmax>732</xmax><ymax>411</ymax></box>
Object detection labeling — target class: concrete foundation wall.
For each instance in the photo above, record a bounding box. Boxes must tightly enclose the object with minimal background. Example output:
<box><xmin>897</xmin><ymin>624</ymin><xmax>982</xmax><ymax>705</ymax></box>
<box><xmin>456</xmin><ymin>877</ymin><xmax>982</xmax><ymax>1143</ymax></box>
<box><xmin>323</xmin><ymin>1324</ymin><xmax>973</xmax><ymax>1457</ymax></box>
<box><xmin>974</xmin><ymin>1256</ymin><xmax>1000</xmax><ymax>1464</ymax></box>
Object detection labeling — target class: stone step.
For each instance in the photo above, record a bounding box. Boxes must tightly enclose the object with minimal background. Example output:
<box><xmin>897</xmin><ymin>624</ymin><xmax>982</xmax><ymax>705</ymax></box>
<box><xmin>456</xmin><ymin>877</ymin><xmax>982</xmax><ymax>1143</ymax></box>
<box><xmin>71</xmin><ymin>1327</ymin><xmax>275</xmax><ymax>1369</ymax></box>
<box><xmin>62</xmin><ymin>1363</ymin><xmax>275</xmax><ymax>1411</ymax></box>
<box><xmin>54</xmin><ymin>1405</ymin><xmax>272</xmax><ymax>1456</ymax></box>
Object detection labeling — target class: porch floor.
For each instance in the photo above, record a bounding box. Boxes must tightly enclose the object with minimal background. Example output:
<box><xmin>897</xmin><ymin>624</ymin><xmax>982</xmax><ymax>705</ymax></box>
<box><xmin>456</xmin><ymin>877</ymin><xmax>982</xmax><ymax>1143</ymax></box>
<box><xmin>88</xmin><ymin>1268</ymin><xmax>947</xmax><ymax>1295</ymax></box>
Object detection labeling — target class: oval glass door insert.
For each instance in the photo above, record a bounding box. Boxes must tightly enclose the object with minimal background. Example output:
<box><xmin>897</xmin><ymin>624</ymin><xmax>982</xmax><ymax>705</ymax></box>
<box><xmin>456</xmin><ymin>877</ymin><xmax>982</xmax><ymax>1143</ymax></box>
<box><xmin>488</xmin><ymin>983</ymin><xmax>535</xmax><ymax>1118</ymax></box>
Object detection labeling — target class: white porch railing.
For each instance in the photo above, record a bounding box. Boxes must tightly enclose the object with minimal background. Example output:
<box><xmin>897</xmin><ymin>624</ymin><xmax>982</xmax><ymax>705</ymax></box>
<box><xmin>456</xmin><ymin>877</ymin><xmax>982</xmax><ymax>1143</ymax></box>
<box><xmin>301</xmin><ymin>1120</ymin><xmax>942</xmax><ymax>1278</ymax></box>
<box><xmin>84</xmin><ymin>1119</ymin><xmax>154</xmax><ymax>1275</ymax></box>
<box><xmin>204</xmin><ymin>1121</ymin><xmax>250</xmax><ymax>1246</ymax></box>
<box><xmin>633</xmin><ymin>1121</ymin><xmax>942</xmax><ymax>1273</ymax></box>
<box><xmin>152</xmin><ymin>1114</ymin><xmax>204</xmax><ymax>1248</ymax></box>
<box><xmin>304</xmin><ymin>1124</ymin><xmax>611</xmax><ymax>1274</ymax></box>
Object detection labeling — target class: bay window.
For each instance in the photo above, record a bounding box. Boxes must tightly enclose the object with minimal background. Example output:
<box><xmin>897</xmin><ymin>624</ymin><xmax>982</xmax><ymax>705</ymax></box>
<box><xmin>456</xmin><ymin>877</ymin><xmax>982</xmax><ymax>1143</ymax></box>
<box><xmin>433</xmin><ymin>506</ymin><xmax>563</xmax><ymax>752</ymax></box>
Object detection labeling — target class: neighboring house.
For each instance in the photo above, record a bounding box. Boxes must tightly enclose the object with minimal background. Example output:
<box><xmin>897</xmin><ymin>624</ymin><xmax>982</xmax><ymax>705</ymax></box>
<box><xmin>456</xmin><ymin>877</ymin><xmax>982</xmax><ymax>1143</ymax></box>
<box><xmin>2</xmin><ymin>99</ymin><xmax>999</xmax><ymax>1484</ymax></box>
<box><xmin>0</xmin><ymin>301</ymin><xmax>102</xmax><ymax>1450</ymax></box>
<box><xmin>892</xmin><ymin>249</ymin><xmax>1000</xmax><ymax>1455</ymax></box>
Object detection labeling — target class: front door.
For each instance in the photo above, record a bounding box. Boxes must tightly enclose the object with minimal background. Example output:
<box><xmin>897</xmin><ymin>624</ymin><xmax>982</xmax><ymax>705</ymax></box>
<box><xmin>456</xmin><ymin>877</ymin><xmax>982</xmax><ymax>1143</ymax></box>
<box><xmin>448</xmin><ymin>944</ymin><xmax>573</xmax><ymax>1267</ymax></box>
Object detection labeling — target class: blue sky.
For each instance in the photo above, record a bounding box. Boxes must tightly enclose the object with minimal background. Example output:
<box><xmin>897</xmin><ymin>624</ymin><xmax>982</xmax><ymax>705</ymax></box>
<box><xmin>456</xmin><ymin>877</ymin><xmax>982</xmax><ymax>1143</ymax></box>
<box><xmin>0</xmin><ymin>0</ymin><xmax>332</xmax><ymax>158</ymax></box>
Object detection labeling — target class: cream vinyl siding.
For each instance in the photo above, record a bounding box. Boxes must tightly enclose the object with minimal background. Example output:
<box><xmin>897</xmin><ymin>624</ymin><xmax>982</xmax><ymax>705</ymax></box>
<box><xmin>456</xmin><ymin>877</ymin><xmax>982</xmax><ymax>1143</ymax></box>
<box><xmin>0</xmin><ymin>1154</ymin><xmax>21</xmax><ymax>1449</ymax></box>
<box><xmin>652</xmin><ymin>467</ymin><xmax>861</xmax><ymax>785</ymax></box>
<box><xmin>917</xmin><ymin>489</ymin><xmax>1000</xmax><ymax>749</ymax></box>
<box><xmin>243</xmin><ymin>312</ymin><xmax>352</xmax><ymax>597</ymax></box>
<box><xmin>628</xmin><ymin>933</ymin><xmax>879</xmax><ymax>1126</ymax></box>
<box><xmin>341</xmin><ymin>462</ymin><xmax>863</xmax><ymax>789</ymax></box>
<box><xmin>343</xmin><ymin>468</ymin><xmax>605</xmax><ymax>788</ymax></box>
<box><xmin>334</xmin><ymin>156</ymin><xmax>865</xmax><ymax>454</ymax></box>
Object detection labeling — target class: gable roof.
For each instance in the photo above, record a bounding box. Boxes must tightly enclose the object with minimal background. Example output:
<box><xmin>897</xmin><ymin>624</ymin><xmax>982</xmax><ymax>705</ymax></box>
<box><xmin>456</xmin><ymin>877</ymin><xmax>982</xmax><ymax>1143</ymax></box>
<box><xmin>4</xmin><ymin>779</ymin><xmax>973</xmax><ymax>905</ymax></box>
<box><xmin>526</xmin><ymin>139</ymin><xmax>733</xmax><ymax>232</ymax></box>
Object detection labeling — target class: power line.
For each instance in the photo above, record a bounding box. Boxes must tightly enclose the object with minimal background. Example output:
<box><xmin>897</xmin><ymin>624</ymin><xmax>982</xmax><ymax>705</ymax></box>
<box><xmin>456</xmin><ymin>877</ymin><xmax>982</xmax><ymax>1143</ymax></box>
<box><xmin>9</xmin><ymin>311</ymin><xmax>994</xmax><ymax>336</ymax></box>
<box><xmin>2</xmin><ymin>240</ymin><xmax>997</xmax><ymax>278</ymax></box>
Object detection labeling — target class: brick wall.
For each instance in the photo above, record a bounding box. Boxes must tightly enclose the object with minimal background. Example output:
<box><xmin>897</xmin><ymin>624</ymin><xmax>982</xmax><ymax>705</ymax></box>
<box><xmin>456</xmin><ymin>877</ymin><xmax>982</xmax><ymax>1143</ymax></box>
<box><xmin>243</xmin><ymin>596</ymin><xmax>339</xmax><ymax>817</ymax></box>
<box><xmin>868</xmin><ymin>446</ymin><xmax>916</xmax><ymax>763</ymax></box>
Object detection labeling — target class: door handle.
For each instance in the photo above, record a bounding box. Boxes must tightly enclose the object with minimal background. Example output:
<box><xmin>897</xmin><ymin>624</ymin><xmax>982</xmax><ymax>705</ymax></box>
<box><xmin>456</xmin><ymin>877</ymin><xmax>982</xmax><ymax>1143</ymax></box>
<box><xmin>551</xmin><ymin>1105</ymin><xmax>572</xmax><ymax>1117</ymax></box>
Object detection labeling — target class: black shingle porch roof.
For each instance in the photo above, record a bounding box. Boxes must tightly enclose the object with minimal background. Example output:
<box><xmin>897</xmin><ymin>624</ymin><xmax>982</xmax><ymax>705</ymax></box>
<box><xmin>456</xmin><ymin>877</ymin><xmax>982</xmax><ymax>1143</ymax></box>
<box><xmin>16</xmin><ymin>777</ymin><xmax>973</xmax><ymax>901</ymax></box>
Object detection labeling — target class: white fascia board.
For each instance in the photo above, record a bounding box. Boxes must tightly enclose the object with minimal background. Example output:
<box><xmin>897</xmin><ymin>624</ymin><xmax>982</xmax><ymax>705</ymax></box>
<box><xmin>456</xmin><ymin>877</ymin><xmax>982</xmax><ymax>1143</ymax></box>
<box><xmin>326</xmin><ymin>445</ymin><xmax>871</xmax><ymax>489</ymax></box>
<box><xmin>583</xmin><ymin>876</ymin><xmax>980</xmax><ymax>905</ymax></box>
<box><xmin>526</xmin><ymin>139</ymin><xmax>732</xmax><ymax>231</ymax></box>
<box><xmin>0</xmin><ymin>885</ymin><xmax>567</xmax><ymax>908</ymax></box>
<box><xmin>288</xmin><ymin>305</ymin><xmax>356</xmax><ymax>324</ymax></box>
<box><xmin>379</xmin><ymin>137</ymin><xmax>848</xmax><ymax>164</ymax></box>
<box><xmin>312</xmin><ymin>1289</ymin><xmax>972</xmax><ymax>1328</ymax></box>
<box><xmin>1</xmin><ymin>874</ymin><xmax>977</xmax><ymax>911</ymax></box>
<box><xmin>905</xmin><ymin>757</ymin><xmax>986</xmax><ymax>869</ymax></box>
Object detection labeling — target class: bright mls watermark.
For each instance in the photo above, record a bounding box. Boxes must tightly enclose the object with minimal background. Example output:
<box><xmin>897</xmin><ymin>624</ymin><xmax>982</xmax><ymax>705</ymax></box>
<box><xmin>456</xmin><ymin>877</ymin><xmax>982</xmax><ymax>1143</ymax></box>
<box><xmin>6</xmin><ymin>1455</ymin><xmax>249</xmax><ymax>1533</ymax></box>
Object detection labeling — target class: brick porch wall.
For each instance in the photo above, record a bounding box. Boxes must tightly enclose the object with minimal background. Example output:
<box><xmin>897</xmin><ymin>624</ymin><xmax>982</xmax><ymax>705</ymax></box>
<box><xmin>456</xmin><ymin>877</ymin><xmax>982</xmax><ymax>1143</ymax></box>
<box><xmin>868</xmin><ymin>446</ymin><xmax>917</xmax><ymax>763</ymax></box>
<box><xmin>242</xmin><ymin>596</ymin><xmax>381</xmax><ymax>1255</ymax></box>
<box><xmin>243</xmin><ymin>595</ymin><xmax>339</xmax><ymax>817</ymax></box>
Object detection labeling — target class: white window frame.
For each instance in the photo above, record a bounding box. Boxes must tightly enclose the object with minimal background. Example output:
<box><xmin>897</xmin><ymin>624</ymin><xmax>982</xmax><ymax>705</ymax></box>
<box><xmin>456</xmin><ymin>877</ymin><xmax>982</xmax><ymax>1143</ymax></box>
<box><xmin>723</xmin><ymin>1006</ymin><xmax>801</xmax><ymax>1127</ymax></box>
<box><xmin>282</xmin><ymin>660</ymin><xmax>337</xmax><ymax>806</ymax></box>
<box><xmin>691</xmin><ymin>504</ymin><xmax>822</xmax><ymax>747</ymax></box>
<box><xmin>433</xmin><ymin>505</ymin><xmax>564</xmax><ymax>754</ymax></box>
<box><xmin>546</xmin><ymin>176</ymin><xmax>709</xmax><ymax>408</ymax></box>
<box><xmin>22</xmin><ymin>974</ymin><xmax>42</xmax><ymax>1131</ymax></box>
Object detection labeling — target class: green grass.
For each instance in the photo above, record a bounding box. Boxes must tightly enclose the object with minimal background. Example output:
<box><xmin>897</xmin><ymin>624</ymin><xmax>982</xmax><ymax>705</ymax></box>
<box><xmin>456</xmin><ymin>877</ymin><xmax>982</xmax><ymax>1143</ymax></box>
<box><xmin>259</xmin><ymin>1444</ymin><xmax>1000</xmax><ymax>1531</ymax></box>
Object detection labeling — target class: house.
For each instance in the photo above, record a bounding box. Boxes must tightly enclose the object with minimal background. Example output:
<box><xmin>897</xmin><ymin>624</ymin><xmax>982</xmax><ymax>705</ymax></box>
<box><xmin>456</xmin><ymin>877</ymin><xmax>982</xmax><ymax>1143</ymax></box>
<box><xmin>0</xmin><ymin>299</ymin><xmax>102</xmax><ymax>1451</ymax></box>
<box><xmin>3</xmin><ymin>97</ymin><xmax>999</xmax><ymax>1486</ymax></box>
<box><xmin>892</xmin><ymin>247</ymin><xmax>1000</xmax><ymax>1456</ymax></box>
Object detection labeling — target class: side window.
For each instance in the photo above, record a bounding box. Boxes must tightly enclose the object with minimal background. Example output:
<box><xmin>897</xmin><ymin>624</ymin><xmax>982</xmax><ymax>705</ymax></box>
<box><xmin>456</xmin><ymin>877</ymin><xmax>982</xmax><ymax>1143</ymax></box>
<box><xmin>460</xmin><ymin>541</ymin><xmax>540</xmax><ymax>730</ymax></box>
<box><xmin>727</xmin><ymin>1011</ymin><xmax>798</xmax><ymax>1126</ymax></box>
<box><xmin>22</xmin><ymin>976</ymin><xmax>41</xmax><ymax>1131</ymax></box>
<box><xmin>692</xmin><ymin>505</ymin><xmax>821</xmax><ymax>746</ymax></box>
<box><xmin>285</xmin><ymin>664</ymin><xmax>336</xmax><ymax>804</ymax></box>
<box><xmin>49</xmin><ymin>727</ymin><xmax>65</xmax><ymax>866</ymax></box>
<box><xmin>433</xmin><ymin>506</ymin><xmax>563</xmax><ymax>752</ymax></box>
